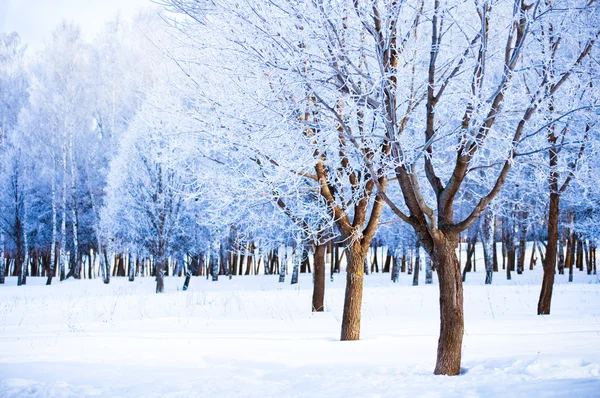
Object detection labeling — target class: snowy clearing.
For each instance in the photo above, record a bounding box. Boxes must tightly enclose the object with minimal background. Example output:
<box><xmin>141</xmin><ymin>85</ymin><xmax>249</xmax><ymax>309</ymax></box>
<box><xmin>1</xmin><ymin>268</ymin><xmax>599</xmax><ymax>397</ymax></box>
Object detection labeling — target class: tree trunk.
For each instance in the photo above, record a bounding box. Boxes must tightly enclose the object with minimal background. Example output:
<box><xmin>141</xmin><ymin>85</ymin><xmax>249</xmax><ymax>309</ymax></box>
<box><xmin>371</xmin><ymin>245</ymin><xmax>379</xmax><ymax>273</ymax></box>
<box><xmin>291</xmin><ymin>243</ymin><xmax>300</xmax><ymax>285</ymax></box>
<box><xmin>558</xmin><ymin>231</ymin><xmax>566</xmax><ymax>274</ymax></box>
<box><xmin>461</xmin><ymin>236</ymin><xmax>475</xmax><ymax>282</ymax></box>
<box><xmin>585</xmin><ymin>240</ymin><xmax>592</xmax><ymax>275</ymax></box>
<box><xmin>432</xmin><ymin>234</ymin><xmax>464</xmax><ymax>376</ymax></box>
<box><xmin>312</xmin><ymin>244</ymin><xmax>326</xmax><ymax>312</ymax></box>
<box><xmin>383</xmin><ymin>249</ymin><xmax>392</xmax><ymax>273</ymax></box>
<box><xmin>576</xmin><ymin>237</ymin><xmax>583</xmax><ymax>272</ymax></box>
<box><xmin>568</xmin><ymin>232</ymin><xmax>575</xmax><ymax>282</ymax></box>
<box><xmin>128</xmin><ymin>253</ymin><xmax>135</xmax><ymax>282</ymax></box>
<box><xmin>340</xmin><ymin>243</ymin><xmax>366</xmax><ymax>341</ymax></box>
<box><xmin>156</xmin><ymin>257</ymin><xmax>165</xmax><ymax>293</ymax></box>
<box><xmin>400</xmin><ymin>245</ymin><xmax>406</xmax><ymax>274</ymax></box>
<box><xmin>412</xmin><ymin>241</ymin><xmax>420</xmax><ymax>286</ymax></box>
<box><xmin>425</xmin><ymin>255</ymin><xmax>433</xmax><ymax>284</ymax></box>
<box><xmin>183</xmin><ymin>271</ymin><xmax>191</xmax><ymax>291</ymax></box>
<box><xmin>102</xmin><ymin>249</ymin><xmax>110</xmax><ymax>284</ymax></box>
<box><xmin>392</xmin><ymin>250</ymin><xmax>400</xmax><ymax>283</ymax></box>
<box><xmin>538</xmin><ymin>190</ymin><xmax>559</xmax><ymax>315</ymax></box>
<box><xmin>481</xmin><ymin>210</ymin><xmax>494</xmax><ymax>284</ymax></box>
<box><xmin>278</xmin><ymin>247</ymin><xmax>286</xmax><ymax>283</ymax></box>
<box><xmin>211</xmin><ymin>252</ymin><xmax>219</xmax><ymax>281</ymax></box>
<box><xmin>300</xmin><ymin>246</ymin><xmax>309</xmax><ymax>273</ymax></box>
<box><xmin>529</xmin><ymin>240</ymin><xmax>537</xmax><ymax>270</ymax></box>
<box><xmin>0</xmin><ymin>233</ymin><xmax>5</xmax><ymax>284</ymax></box>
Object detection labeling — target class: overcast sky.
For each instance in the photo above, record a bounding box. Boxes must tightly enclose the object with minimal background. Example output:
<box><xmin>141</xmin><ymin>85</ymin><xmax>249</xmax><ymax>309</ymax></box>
<box><xmin>0</xmin><ymin>0</ymin><xmax>154</xmax><ymax>50</ymax></box>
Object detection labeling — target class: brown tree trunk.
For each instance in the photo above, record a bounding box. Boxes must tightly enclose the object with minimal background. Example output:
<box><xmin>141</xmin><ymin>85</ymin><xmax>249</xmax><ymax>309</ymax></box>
<box><xmin>340</xmin><ymin>243</ymin><xmax>366</xmax><ymax>341</ymax></box>
<box><xmin>538</xmin><ymin>191</ymin><xmax>559</xmax><ymax>315</ymax></box>
<box><xmin>383</xmin><ymin>250</ymin><xmax>392</xmax><ymax>273</ymax></box>
<box><xmin>576</xmin><ymin>237</ymin><xmax>583</xmax><ymax>272</ymax></box>
<box><xmin>433</xmin><ymin>234</ymin><xmax>464</xmax><ymax>376</ymax></box>
<box><xmin>312</xmin><ymin>244</ymin><xmax>326</xmax><ymax>312</ymax></box>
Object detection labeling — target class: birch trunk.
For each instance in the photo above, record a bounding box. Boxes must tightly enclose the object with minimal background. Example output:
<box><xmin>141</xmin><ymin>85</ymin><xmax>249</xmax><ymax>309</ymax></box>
<box><xmin>481</xmin><ymin>210</ymin><xmax>495</xmax><ymax>284</ymax></box>
<box><xmin>69</xmin><ymin>133</ymin><xmax>80</xmax><ymax>278</ymax></box>
<box><xmin>59</xmin><ymin>134</ymin><xmax>67</xmax><ymax>281</ymax></box>
<box><xmin>0</xmin><ymin>233</ymin><xmax>4</xmax><ymax>284</ymax></box>
<box><xmin>278</xmin><ymin>247</ymin><xmax>286</xmax><ymax>283</ymax></box>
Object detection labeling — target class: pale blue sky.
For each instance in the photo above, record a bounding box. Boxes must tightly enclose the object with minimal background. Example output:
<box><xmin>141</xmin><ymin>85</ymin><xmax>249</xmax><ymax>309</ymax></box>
<box><xmin>0</xmin><ymin>0</ymin><xmax>154</xmax><ymax>49</ymax></box>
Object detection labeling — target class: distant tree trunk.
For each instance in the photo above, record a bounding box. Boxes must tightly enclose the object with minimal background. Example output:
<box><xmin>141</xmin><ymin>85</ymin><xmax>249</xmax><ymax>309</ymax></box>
<box><xmin>568</xmin><ymin>232</ymin><xmax>575</xmax><ymax>282</ymax></box>
<box><xmin>0</xmin><ymin>233</ymin><xmax>5</xmax><ymax>284</ymax></box>
<box><xmin>183</xmin><ymin>270</ymin><xmax>191</xmax><ymax>291</ymax></box>
<box><xmin>60</xmin><ymin>133</ymin><xmax>67</xmax><ymax>282</ymax></box>
<box><xmin>529</xmin><ymin>240</ymin><xmax>537</xmax><ymax>270</ymax></box>
<box><xmin>481</xmin><ymin>210</ymin><xmax>494</xmax><ymax>284</ymax></box>
<box><xmin>312</xmin><ymin>243</ymin><xmax>326</xmax><ymax>311</ymax></box>
<box><xmin>501</xmin><ymin>232</ymin><xmax>506</xmax><ymax>271</ymax></box>
<box><xmin>278</xmin><ymin>247</ymin><xmax>286</xmax><ymax>283</ymax></box>
<box><xmin>537</xmin><ymin>240</ymin><xmax>546</xmax><ymax>265</ymax></box>
<box><xmin>425</xmin><ymin>254</ymin><xmax>433</xmax><ymax>284</ymax></box>
<box><xmin>516</xmin><ymin>213</ymin><xmax>527</xmax><ymax>274</ymax></box>
<box><xmin>100</xmin><ymin>249</ymin><xmax>110</xmax><ymax>284</ymax></box>
<box><xmin>558</xmin><ymin>231</ymin><xmax>566</xmax><ymax>274</ymax></box>
<box><xmin>334</xmin><ymin>243</ymin><xmax>340</xmax><ymax>273</ymax></box>
<box><xmin>383</xmin><ymin>249</ymin><xmax>392</xmax><ymax>273</ymax></box>
<box><xmin>461</xmin><ymin>235</ymin><xmax>476</xmax><ymax>282</ymax></box>
<box><xmin>128</xmin><ymin>252</ymin><xmax>135</xmax><ymax>282</ymax></box>
<box><xmin>584</xmin><ymin>240</ymin><xmax>592</xmax><ymax>275</ymax></box>
<box><xmin>245</xmin><ymin>242</ymin><xmax>255</xmax><ymax>275</ymax></box>
<box><xmin>392</xmin><ymin>249</ymin><xmax>400</xmax><ymax>283</ymax></box>
<box><xmin>506</xmin><ymin>223</ymin><xmax>516</xmax><ymax>280</ymax></box>
<box><xmin>400</xmin><ymin>244</ymin><xmax>406</xmax><ymax>274</ymax></box>
<box><xmin>156</xmin><ymin>256</ymin><xmax>166</xmax><ymax>293</ymax></box>
<box><xmin>412</xmin><ymin>241</ymin><xmax>420</xmax><ymax>286</ymax></box>
<box><xmin>300</xmin><ymin>246</ymin><xmax>309</xmax><ymax>273</ymax></box>
<box><xmin>591</xmin><ymin>242</ymin><xmax>597</xmax><ymax>275</ymax></box>
<box><xmin>70</xmin><ymin>134</ymin><xmax>80</xmax><ymax>279</ymax></box>
<box><xmin>20</xmin><ymin>199</ymin><xmax>30</xmax><ymax>286</ymax></box>
<box><xmin>576</xmin><ymin>237</ymin><xmax>584</xmax><ymax>272</ymax></box>
<box><xmin>371</xmin><ymin>245</ymin><xmax>379</xmax><ymax>273</ymax></box>
<box><xmin>47</xmin><ymin>157</ymin><xmax>58</xmax><ymax>285</ymax></box>
<box><xmin>211</xmin><ymin>251</ymin><xmax>219</xmax><ymax>281</ymax></box>
<box><xmin>492</xmin><ymin>216</ymin><xmax>499</xmax><ymax>272</ymax></box>
<box><xmin>291</xmin><ymin>242</ymin><xmax>300</xmax><ymax>285</ymax></box>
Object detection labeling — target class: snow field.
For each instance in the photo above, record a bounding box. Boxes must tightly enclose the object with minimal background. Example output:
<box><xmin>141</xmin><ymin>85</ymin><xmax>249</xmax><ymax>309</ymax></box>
<box><xmin>0</xmin><ymin>265</ymin><xmax>599</xmax><ymax>397</ymax></box>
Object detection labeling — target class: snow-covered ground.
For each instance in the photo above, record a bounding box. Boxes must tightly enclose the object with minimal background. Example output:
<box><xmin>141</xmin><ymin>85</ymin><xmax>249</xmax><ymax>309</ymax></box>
<box><xmin>1</xmin><ymin>266</ymin><xmax>599</xmax><ymax>397</ymax></box>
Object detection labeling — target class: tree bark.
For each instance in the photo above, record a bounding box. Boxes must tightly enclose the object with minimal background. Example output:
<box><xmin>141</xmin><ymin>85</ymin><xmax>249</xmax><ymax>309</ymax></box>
<box><xmin>538</xmin><ymin>190</ymin><xmax>559</xmax><ymax>315</ymax></box>
<box><xmin>340</xmin><ymin>243</ymin><xmax>366</xmax><ymax>341</ymax></box>
<box><xmin>312</xmin><ymin>244</ymin><xmax>326</xmax><ymax>312</ymax></box>
<box><xmin>433</xmin><ymin>234</ymin><xmax>464</xmax><ymax>376</ymax></box>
